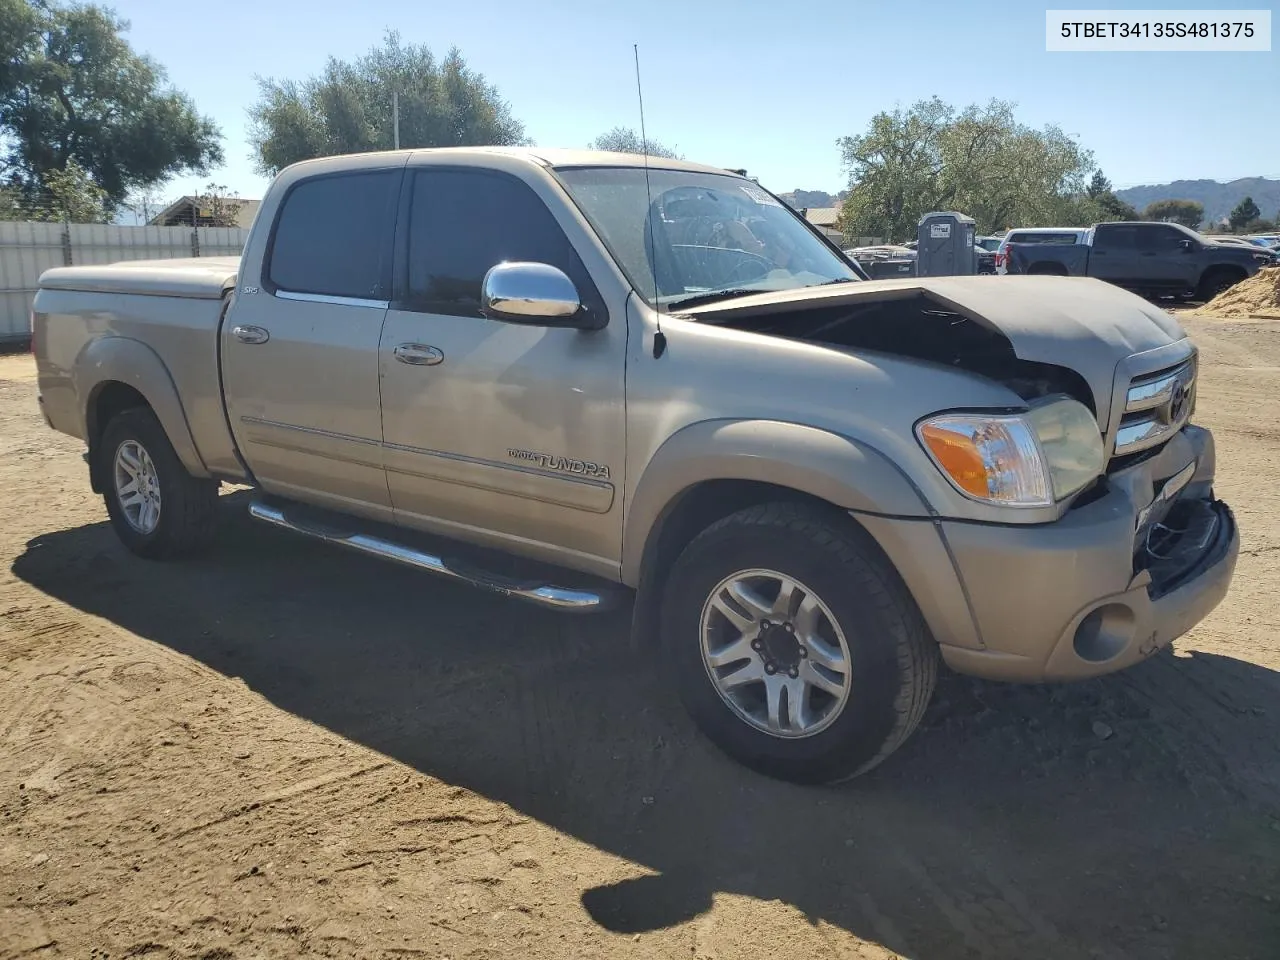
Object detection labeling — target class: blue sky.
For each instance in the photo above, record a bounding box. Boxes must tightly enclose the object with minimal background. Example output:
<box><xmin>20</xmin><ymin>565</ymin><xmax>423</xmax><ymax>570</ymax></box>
<box><xmin>112</xmin><ymin>0</ymin><xmax>1278</xmax><ymax>202</ymax></box>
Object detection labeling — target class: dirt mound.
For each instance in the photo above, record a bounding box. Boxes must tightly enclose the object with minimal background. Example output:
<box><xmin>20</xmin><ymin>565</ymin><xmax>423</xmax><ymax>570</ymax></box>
<box><xmin>1201</xmin><ymin>266</ymin><xmax>1280</xmax><ymax>319</ymax></box>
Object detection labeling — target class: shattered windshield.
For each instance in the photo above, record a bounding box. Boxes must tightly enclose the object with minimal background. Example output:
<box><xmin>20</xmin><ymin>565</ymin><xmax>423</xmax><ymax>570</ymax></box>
<box><xmin>554</xmin><ymin>166</ymin><xmax>860</xmax><ymax>308</ymax></box>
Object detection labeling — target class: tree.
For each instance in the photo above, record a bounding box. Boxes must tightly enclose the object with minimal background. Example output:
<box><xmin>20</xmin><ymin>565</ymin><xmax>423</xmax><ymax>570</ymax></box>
<box><xmin>249</xmin><ymin>32</ymin><xmax>525</xmax><ymax>176</ymax></box>
<box><xmin>838</xmin><ymin>98</ymin><xmax>1095</xmax><ymax>241</ymax></box>
<box><xmin>589</xmin><ymin>126</ymin><xmax>680</xmax><ymax>159</ymax></box>
<box><xmin>0</xmin><ymin>0</ymin><xmax>223</xmax><ymax>210</ymax></box>
<box><xmin>1229</xmin><ymin>196</ymin><xmax>1262</xmax><ymax>231</ymax></box>
<box><xmin>1082</xmin><ymin>169</ymin><xmax>1139</xmax><ymax>222</ymax></box>
<box><xmin>190</xmin><ymin>182</ymin><xmax>243</xmax><ymax>227</ymax></box>
<box><xmin>1143</xmin><ymin>199</ymin><xmax>1204</xmax><ymax>229</ymax></box>
<box><xmin>44</xmin><ymin>158</ymin><xmax>108</xmax><ymax>222</ymax></box>
<box><xmin>1095</xmin><ymin>192</ymin><xmax>1139</xmax><ymax>222</ymax></box>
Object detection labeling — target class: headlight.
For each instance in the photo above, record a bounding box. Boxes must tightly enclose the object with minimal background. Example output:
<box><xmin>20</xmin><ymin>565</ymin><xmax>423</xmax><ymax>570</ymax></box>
<box><xmin>916</xmin><ymin>397</ymin><xmax>1103</xmax><ymax>507</ymax></box>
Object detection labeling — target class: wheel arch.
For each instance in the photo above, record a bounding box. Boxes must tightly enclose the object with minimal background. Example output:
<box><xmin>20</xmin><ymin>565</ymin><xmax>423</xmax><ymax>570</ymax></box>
<box><xmin>623</xmin><ymin>419</ymin><xmax>934</xmax><ymax>587</ymax></box>
<box><xmin>76</xmin><ymin>337</ymin><xmax>209</xmax><ymax>492</ymax></box>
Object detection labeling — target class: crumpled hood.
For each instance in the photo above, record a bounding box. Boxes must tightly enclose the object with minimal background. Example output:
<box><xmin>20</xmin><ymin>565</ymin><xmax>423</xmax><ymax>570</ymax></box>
<box><xmin>678</xmin><ymin>275</ymin><xmax>1190</xmax><ymax>425</ymax></box>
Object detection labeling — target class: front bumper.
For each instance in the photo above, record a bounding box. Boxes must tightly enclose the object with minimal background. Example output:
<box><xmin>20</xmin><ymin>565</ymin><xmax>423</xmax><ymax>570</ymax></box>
<box><xmin>863</xmin><ymin>424</ymin><xmax>1239</xmax><ymax>683</ymax></box>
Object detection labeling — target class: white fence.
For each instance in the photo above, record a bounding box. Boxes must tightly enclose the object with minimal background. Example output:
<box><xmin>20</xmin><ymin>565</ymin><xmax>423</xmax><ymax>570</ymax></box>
<box><xmin>0</xmin><ymin>222</ymin><xmax>248</xmax><ymax>343</ymax></box>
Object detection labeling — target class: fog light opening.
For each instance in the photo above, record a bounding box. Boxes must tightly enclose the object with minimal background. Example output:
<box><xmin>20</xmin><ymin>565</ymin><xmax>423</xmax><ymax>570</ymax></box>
<box><xmin>1073</xmin><ymin>604</ymin><xmax>1136</xmax><ymax>663</ymax></box>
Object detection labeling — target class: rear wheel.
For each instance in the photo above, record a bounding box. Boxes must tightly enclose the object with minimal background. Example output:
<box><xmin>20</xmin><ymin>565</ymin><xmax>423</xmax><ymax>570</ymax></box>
<box><xmin>99</xmin><ymin>407</ymin><xmax>219</xmax><ymax>559</ymax></box>
<box><xmin>661</xmin><ymin>502</ymin><xmax>937</xmax><ymax>783</ymax></box>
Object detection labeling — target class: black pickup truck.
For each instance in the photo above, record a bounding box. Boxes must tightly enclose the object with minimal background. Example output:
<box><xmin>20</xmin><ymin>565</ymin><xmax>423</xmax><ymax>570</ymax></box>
<box><xmin>1004</xmin><ymin>221</ymin><xmax>1277</xmax><ymax>300</ymax></box>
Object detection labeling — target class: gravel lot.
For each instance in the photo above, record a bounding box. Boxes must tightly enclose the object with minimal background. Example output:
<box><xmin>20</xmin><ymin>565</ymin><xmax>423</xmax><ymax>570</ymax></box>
<box><xmin>2</xmin><ymin>314</ymin><xmax>1279</xmax><ymax>959</ymax></box>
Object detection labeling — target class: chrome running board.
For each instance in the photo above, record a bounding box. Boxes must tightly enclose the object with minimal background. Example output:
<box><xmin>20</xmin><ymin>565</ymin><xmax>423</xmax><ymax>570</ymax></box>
<box><xmin>249</xmin><ymin>499</ymin><xmax>617</xmax><ymax>613</ymax></box>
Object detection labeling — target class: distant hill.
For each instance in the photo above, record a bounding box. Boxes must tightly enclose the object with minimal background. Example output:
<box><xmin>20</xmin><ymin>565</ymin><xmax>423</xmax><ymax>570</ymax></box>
<box><xmin>1115</xmin><ymin>177</ymin><xmax>1280</xmax><ymax>225</ymax></box>
<box><xmin>778</xmin><ymin>189</ymin><xmax>846</xmax><ymax>211</ymax></box>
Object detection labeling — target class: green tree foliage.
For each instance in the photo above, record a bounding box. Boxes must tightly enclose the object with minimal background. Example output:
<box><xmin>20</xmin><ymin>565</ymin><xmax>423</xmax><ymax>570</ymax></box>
<box><xmin>1229</xmin><ymin>197</ymin><xmax>1262</xmax><ymax>231</ymax></box>
<box><xmin>589</xmin><ymin>126</ymin><xmax>680</xmax><ymax>159</ymax></box>
<box><xmin>1143</xmin><ymin>199</ymin><xmax>1204</xmax><ymax>229</ymax></box>
<box><xmin>1084</xmin><ymin>169</ymin><xmax>1139</xmax><ymax>222</ymax></box>
<box><xmin>1095</xmin><ymin>192</ymin><xmax>1139</xmax><ymax>222</ymax></box>
<box><xmin>44</xmin><ymin>158</ymin><xmax>108</xmax><ymax>222</ymax></box>
<box><xmin>0</xmin><ymin>0</ymin><xmax>222</xmax><ymax>209</ymax></box>
<box><xmin>838</xmin><ymin>98</ymin><xmax>1095</xmax><ymax>240</ymax></box>
<box><xmin>249</xmin><ymin>32</ymin><xmax>526</xmax><ymax>176</ymax></box>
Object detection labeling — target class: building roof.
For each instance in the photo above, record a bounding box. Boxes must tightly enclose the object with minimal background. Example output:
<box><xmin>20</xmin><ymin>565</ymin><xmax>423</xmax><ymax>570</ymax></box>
<box><xmin>804</xmin><ymin>207</ymin><xmax>841</xmax><ymax>228</ymax></box>
<box><xmin>150</xmin><ymin>196</ymin><xmax>260</xmax><ymax>229</ymax></box>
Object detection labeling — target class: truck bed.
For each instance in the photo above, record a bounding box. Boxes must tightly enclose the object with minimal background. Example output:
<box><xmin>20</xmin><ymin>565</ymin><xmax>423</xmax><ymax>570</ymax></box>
<box><xmin>38</xmin><ymin>256</ymin><xmax>241</xmax><ymax>299</ymax></box>
<box><xmin>32</xmin><ymin>256</ymin><xmax>245</xmax><ymax>482</ymax></box>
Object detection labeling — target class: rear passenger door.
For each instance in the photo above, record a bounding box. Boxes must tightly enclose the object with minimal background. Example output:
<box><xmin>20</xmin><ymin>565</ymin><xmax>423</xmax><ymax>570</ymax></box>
<box><xmin>222</xmin><ymin>166</ymin><xmax>402</xmax><ymax>519</ymax></box>
<box><xmin>1088</xmin><ymin>224</ymin><xmax>1139</xmax><ymax>284</ymax></box>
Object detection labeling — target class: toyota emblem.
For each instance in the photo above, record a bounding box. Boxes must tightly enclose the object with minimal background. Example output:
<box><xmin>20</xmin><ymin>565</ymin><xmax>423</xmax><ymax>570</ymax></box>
<box><xmin>1166</xmin><ymin>377</ymin><xmax>1191</xmax><ymax>424</ymax></box>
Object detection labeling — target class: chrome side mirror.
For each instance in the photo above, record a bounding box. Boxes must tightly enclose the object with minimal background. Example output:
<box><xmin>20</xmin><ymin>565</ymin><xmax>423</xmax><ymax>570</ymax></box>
<box><xmin>482</xmin><ymin>262</ymin><xmax>597</xmax><ymax>329</ymax></box>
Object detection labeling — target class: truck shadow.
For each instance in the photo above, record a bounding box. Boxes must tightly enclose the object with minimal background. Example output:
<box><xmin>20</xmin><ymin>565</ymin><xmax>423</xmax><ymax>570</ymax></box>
<box><xmin>12</xmin><ymin>496</ymin><xmax>1280</xmax><ymax>959</ymax></box>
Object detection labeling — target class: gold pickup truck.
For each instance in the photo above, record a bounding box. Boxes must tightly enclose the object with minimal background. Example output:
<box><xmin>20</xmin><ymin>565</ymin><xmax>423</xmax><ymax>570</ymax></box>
<box><xmin>31</xmin><ymin>148</ymin><xmax>1238</xmax><ymax>783</ymax></box>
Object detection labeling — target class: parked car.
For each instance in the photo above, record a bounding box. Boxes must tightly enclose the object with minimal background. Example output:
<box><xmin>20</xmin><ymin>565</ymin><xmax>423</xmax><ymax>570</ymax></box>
<box><xmin>846</xmin><ymin>244</ymin><xmax>917</xmax><ymax>279</ymax></box>
<box><xmin>1004</xmin><ymin>221</ymin><xmax>1274</xmax><ymax>300</ymax></box>
<box><xmin>31</xmin><ymin>149</ymin><xmax>1239</xmax><ymax>784</ymax></box>
<box><xmin>995</xmin><ymin>228</ymin><xmax>1089</xmax><ymax>273</ymax></box>
<box><xmin>975</xmin><ymin>235</ymin><xmax>1004</xmax><ymax>252</ymax></box>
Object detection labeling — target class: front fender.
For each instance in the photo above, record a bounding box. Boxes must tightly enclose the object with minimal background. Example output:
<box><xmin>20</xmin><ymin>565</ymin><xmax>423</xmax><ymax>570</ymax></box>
<box><xmin>622</xmin><ymin>418</ymin><xmax>984</xmax><ymax>652</ymax></box>
<box><xmin>622</xmin><ymin>418</ymin><xmax>934</xmax><ymax>585</ymax></box>
<box><xmin>75</xmin><ymin>336</ymin><xmax>209</xmax><ymax>478</ymax></box>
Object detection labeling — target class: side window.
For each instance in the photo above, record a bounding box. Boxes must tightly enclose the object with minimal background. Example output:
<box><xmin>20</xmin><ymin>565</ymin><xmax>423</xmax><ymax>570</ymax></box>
<box><xmin>403</xmin><ymin>169</ymin><xmax>599</xmax><ymax>320</ymax></box>
<box><xmin>1146</xmin><ymin>225</ymin><xmax>1187</xmax><ymax>251</ymax></box>
<box><xmin>267</xmin><ymin>171</ymin><xmax>399</xmax><ymax>300</ymax></box>
<box><xmin>1133</xmin><ymin>225</ymin><xmax>1164</xmax><ymax>252</ymax></box>
<box><xmin>1094</xmin><ymin>225</ymin><xmax>1136</xmax><ymax>251</ymax></box>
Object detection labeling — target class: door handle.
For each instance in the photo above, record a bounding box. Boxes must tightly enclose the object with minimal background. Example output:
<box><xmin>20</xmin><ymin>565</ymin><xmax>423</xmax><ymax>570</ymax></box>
<box><xmin>393</xmin><ymin>343</ymin><xmax>444</xmax><ymax>366</ymax></box>
<box><xmin>232</xmin><ymin>324</ymin><xmax>270</xmax><ymax>344</ymax></box>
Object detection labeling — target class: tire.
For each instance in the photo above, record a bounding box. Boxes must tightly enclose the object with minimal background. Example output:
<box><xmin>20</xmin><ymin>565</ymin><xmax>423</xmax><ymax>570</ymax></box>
<box><xmin>660</xmin><ymin>502</ymin><xmax>937</xmax><ymax>784</ymax></box>
<box><xmin>99</xmin><ymin>407</ymin><xmax>219</xmax><ymax>559</ymax></box>
<box><xmin>1196</xmin><ymin>268</ymin><xmax>1244</xmax><ymax>302</ymax></box>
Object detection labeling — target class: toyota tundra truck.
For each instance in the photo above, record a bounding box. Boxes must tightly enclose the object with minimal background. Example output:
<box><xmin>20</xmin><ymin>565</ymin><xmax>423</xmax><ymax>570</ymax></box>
<box><xmin>31</xmin><ymin>148</ymin><xmax>1239</xmax><ymax>783</ymax></box>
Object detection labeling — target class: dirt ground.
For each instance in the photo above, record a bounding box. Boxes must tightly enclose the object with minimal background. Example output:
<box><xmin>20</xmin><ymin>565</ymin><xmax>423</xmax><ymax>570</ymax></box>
<box><xmin>2</xmin><ymin>314</ymin><xmax>1279</xmax><ymax>960</ymax></box>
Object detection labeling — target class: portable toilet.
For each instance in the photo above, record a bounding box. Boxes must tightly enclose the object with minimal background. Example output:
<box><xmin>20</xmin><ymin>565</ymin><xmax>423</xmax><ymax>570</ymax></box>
<box><xmin>917</xmin><ymin>212</ymin><xmax>977</xmax><ymax>277</ymax></box>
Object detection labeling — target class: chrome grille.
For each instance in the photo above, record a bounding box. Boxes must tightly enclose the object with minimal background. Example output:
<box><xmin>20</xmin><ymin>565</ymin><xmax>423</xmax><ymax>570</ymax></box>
<box><xmin>1114</xmin><ymin>359</ymin><xmax>1196</xmax><ymax>457</ymax></box>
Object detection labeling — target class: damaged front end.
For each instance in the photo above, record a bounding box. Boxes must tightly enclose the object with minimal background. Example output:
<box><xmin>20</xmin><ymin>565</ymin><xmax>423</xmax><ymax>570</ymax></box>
<box><xmin>676</xmin><ymin>277</ymin><xmax>1238</xmax><ymax>679</ymax></box>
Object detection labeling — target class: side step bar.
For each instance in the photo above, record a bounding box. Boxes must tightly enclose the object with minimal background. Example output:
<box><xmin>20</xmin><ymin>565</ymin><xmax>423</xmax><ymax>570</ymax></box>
<box><xmin>248</xmin><ymin>500</ymin><xmax>618</xmax><ymax>613</ymax></box>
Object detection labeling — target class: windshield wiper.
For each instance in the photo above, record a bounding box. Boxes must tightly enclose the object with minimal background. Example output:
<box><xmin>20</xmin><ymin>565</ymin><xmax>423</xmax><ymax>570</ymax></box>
<box><xmin>666</xmin><ymin>289</ymin><xmax>768</xmax><ymax>311</ymax></box>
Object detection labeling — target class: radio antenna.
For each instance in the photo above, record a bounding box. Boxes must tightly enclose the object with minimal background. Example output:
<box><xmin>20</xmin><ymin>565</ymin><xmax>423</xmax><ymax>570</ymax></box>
<box><xmin>634</xmin><ymin>44</ymin><xmax>666</xmax><ymax>358</ymax></box>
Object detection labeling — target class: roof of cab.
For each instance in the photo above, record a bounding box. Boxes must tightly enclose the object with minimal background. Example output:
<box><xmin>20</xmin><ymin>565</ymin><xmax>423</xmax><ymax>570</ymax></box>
<box><xmin>282</xmin><ymin>146</ymin><xmax>742</xmax><ymax>178</ymax></box>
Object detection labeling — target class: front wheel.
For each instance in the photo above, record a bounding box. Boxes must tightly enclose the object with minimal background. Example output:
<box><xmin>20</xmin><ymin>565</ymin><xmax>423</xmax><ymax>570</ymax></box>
<box><xmin>1196</xmin><ymin>269</ymin><xmax>1244</xmax><ymax>302</ymax></box>
<box><xmin>661</xmin><ymin>503</ymin><xmax>937</xmax><ymax>783</ymax></box>
<box><xmin>99</xmin><ymin>407</ymin><xmax>219</xmax><ymax>559</ymax></box>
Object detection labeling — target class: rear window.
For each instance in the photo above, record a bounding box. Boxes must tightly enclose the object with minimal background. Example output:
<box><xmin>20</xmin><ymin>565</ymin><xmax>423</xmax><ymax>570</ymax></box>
<box><xmin>267</xmin><ymin>171</ymin><xmax>400</xmax><ymax>300</ymax></box>
<box><xmin>1007</xmin><ymin>232</ymin><xmax>1079</xmax><ymax>245</ymax></box>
